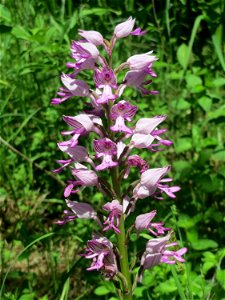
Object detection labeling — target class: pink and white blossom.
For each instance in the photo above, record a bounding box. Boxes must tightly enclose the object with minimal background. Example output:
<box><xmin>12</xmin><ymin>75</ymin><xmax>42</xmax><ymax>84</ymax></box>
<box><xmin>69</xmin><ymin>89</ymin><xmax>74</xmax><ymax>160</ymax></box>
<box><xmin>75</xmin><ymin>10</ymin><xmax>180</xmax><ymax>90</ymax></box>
<box><xmin>82</xmin><ymin>236</ymin><xmax>118</xmax><ymax>277</ymax></box>
<box><xmin>94</xmin><ymin>138</ymin><xmax>118</xmax><ymax>171</ymax></box>
<box><xmin>78</xmin><ymin>30</ymin><xmax>104</xmax><ymax>46</ymax></box>
<box><xmin>51</xmin><ymin>74</ymin><xmax>90</xmax><ymax>105</ymax></box>
<box><xmin>110</xmin><ymin>100</ymin><xmax>137</xmax><ymax>134</ymax></box>
<box><xmin>103</xmin><ymin>200</ymin><xmax>123</xmax><ymax>233</ymax></box>
<box><xmin>135</xmin><ymin>211</ymin><xmax>171</xmax><ymax>236</ymax></box>
<box><xmin>67</xmin><ymin>41</ymin><xmax>99</xmax><ymax>71</ymax></box>
<box><xmin>133</xmin><ymin>166</ymin><xmax>180</xmax><ymax>199</ymax></box>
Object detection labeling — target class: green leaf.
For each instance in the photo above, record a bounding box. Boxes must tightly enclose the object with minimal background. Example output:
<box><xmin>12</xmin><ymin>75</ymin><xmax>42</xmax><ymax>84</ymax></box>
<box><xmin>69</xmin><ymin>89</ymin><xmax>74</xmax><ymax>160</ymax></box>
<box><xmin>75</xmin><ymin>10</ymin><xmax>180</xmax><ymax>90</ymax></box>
<box><xmin>186</xmin><ymin>74</ymin><xmax>202</xmax><ymax>88</ymax></box>
<box><xmin>139</xmin><ymin>233</ymin><xmax>153</xmax><ymax>240</ymax></box>
<box><xmin>212</xmin><ymin>25</ymin><xmax>225</xmax><ymax>72</ymax></box>
<box><xmin>207</xmin><ymin>105</ymin><xmax>225</xmax><ymax>121</ymax></box>
<box><xmin>11</xmin><ymin>26</ymin><xmax>32</xmax><ymax>41</ymax></box>
<box><xmin>175</xmin><ymin>138</ymin><xmax>192</xmax><ymax>154</ymax></box>
<box><xmin>94</xmin><ymin>286</ymin><xmax>110</xmax><ymax>296</ymax></box>
<box><xmin>177</xmin><ymin>44</ymin><xmax>189</xmax><ymax>68</ymax></box>
<box><xmin>212</xmin><ymin>77</ymin><xmax>225</xmax><ymax>87</ymax></box>
<box><xmin>0</xmin><ymin>4</ymin><xmax>11</xmax><ymax>23</ymax></box>
<box><xmin>198</xmin><ymin>96</ymin><xmax>212</xmax><ymax>112</ymax></box>
<box><xmin>212</xmin><ymin>149</ymin><xmax>225</xmax><ymax>161</ymax></box>
<box><xmin>154</xmin><ymin>278</ymin><xmax>177</xmax><ymax>294</ymax></box>
<box><xmin>177</xmin><ymin>214</ymin><xmax>200</xmax><ymax>229</ymax></box>
<box><xmin>171</xmin><ymin>98</ymin><xmax>191</xmax><ymax>110</ymax></box>
<box><xmin>18</xmin><ymin>293</ymin><xmax>35</xmax><ymax>300</ymax></box>
<box><xmin>192</xmin><ymin>239</ymin><xmax>218</xmax><ymax>250</ymax></box>
<box><xmin>216</xmin><ymin>269</ymin><xmax>225</xmax><ymax>289</ymax></box>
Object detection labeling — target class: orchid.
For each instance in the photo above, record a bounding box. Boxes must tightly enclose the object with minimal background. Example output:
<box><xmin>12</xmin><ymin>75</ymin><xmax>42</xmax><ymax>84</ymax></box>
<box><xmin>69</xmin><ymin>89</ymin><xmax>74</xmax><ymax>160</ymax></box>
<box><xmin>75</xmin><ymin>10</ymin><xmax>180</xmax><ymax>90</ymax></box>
<box><xmin>53</xmin><ymin>17</ymin><xmax>187</xmax><ymax>299</ymax></box>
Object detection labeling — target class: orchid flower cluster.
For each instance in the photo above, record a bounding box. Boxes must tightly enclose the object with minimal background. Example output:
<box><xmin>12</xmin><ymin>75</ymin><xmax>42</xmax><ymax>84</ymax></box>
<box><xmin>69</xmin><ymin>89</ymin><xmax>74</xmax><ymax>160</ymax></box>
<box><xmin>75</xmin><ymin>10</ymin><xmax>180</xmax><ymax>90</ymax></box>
<box><xmin>52</xmin><ymin>17</ymin><xmax>187</xmax><ymax>299</ymax></box>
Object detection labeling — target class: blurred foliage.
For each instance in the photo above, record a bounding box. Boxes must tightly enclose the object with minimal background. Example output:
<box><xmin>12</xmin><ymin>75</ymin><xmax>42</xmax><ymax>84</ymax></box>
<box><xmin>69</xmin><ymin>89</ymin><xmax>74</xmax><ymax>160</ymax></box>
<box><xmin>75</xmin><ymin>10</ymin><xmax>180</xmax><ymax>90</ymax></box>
<box><xmin>0</xmin><ymin>0</ymin><xmax>225</xmax><ymax>299</ymax></box>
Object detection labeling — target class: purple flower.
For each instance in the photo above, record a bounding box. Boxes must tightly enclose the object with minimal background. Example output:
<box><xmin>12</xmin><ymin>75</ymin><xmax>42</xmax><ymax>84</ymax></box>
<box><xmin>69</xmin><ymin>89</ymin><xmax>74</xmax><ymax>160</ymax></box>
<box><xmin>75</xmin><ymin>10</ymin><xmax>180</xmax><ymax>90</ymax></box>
<box><xmin>113</xmin><ymin>17</ymin><xmax>136</xmax><ymax>39</ymax></box>
<box><xmin>53</xmin><ymin>144</ymin><xmax>93</xmax><ymax>173</ymax></box>
<box><xmin>110</xmin><ymin>100</ymin><xmax>137</xmax><ymax>134</ymax></box>
<box><xmin>103</xmin><ymin>200</ymin><xmax>123</xmax><ymax>233</ymax></box>
<box><xmin>51</xmin><ymin>74</ymin><xmax>90</xmax><ymax>105</ymax></box>
<box><xmin>94</xmin><ymin>67</ymin><xmax>117</xmax><ymax>104</ymax></box>
<box><xmin>139</xmin><ymin>233</ymin><xmax>187</xmax><ymax>281</ymax></box>
<box><xmin>94</xmin><ymin>138</ymin><xmax>118</xmax><ymax>171</ymax></box>
<box><xmin>57</xmin><ymin>199</ymin><xmax>100</xmax><ymax>225</ymax></box>
<box><xmin>67</xmin><ymin>41</ymin><xmax>99</xmax><ymax>71</ymax></box>
<box><xmin>131</xmin><ymin>115</ymin><xmax>172</xmax><ymax>150</ymax></box>
<box><xmin>127</xmin><ymin>52</ymin><xmax>158</xmax><ymax>71</ymax></box>
<box><xmin>82</xmin><ymin>236</ymin><xmax>118</xmax><ymax>277</ymax></box>
<box><xmin>135</xmin><ymin>211</ymin><xmax>171</xmax><ymax>236</ymax></box>
<box><xmin>64</xmin><ymin>164</ymin><xmax>99</xmax><ymax>197</ymax></box>
<box><xmin>130</xmin><ymin>28</ymin><xmax>146</xmax><ymax>36</ymax></box>
<box><xmin>59</xmin><ymin>114</ymin><xmax>96</xmax><ymax>148</ymax></box>
<box><xmin>123</xmin><ymin>69</ymin><xmax>158</xmax><ymax>95</ymax></box>
<box><xmin>78</xmin><ymin>30</ymin><xmax>104</xmax><ymax>46</ymax></box>
<box><xmin>124</xmin><ymin>155</ymin><xmax>149</xmax><ymax>178</ymax></box>
<box><xmin>133</xmin><ymin>166</ymin><xmax>180</xmax><ymax>200</ymax></box>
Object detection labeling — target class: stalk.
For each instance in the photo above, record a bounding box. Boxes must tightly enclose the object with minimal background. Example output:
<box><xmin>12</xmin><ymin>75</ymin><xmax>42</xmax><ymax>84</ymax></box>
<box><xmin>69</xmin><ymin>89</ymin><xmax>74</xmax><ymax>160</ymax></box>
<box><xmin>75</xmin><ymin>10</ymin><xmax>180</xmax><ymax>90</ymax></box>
<box><xmin>111</xmin><ymin>167</ymin><xmax>133</xmax><ymax>300</ymax></box>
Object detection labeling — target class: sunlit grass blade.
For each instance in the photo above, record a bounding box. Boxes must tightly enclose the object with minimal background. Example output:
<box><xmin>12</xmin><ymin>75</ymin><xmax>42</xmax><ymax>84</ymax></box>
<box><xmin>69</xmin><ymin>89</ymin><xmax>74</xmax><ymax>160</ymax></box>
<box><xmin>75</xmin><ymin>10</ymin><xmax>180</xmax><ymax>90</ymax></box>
<box><xmin>212</xmin><ymin>25</ymin><xmax>225</xmax><ymax>72</ymax></box>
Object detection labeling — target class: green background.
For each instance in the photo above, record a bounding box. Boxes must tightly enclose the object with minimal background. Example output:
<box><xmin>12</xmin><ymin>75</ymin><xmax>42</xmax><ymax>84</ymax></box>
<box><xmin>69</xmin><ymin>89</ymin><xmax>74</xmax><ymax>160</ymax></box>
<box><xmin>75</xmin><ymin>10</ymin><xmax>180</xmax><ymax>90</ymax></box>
<box><xmin>0</xmin><ymin>0</ymin><xmax>224</xmax><ymax>299</ymax></box>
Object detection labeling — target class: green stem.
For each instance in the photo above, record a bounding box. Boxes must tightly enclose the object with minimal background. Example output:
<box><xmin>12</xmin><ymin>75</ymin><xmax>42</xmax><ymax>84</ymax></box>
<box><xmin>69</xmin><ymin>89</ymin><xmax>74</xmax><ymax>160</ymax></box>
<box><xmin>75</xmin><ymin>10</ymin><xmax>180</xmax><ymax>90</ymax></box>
<box><xmin>111</xmin><ymin>168</ymin><xmax>133</xmax><ymax>300</ymax></box>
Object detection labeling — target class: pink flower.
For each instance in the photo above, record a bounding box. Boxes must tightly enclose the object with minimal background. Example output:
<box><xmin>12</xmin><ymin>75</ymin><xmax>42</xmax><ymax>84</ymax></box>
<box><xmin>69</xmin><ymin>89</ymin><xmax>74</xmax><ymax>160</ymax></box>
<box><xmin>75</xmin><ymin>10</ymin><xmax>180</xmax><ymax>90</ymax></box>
<box><xmin>135</xmin><ymin>211</ymin><xmax>171</xmax><ymax>236</ymax></box>
<box><xmin>139</xmin><ymin>233</ymin><xmax>187</xmax><ymax>281</ymax></box>
<box><xmin>53</xmin><ymin>144</ymin><xmax>93</xmax><ymax>173</ymax></box>
<box><xmin>127</xmin><ymin>52</ymin><xmax>158</xmax><ymax>71</ymax></box>
<box><xmin>59</xmin><ymin>114</ymin><xmax>96</xmax><ymax>148</ymax></box>
<box><xmin>124</xmin><ymin>155</ymin><xmax>149</xmax><ymax>178</ymax></box>
<box><xmin>123</xmin><ymin>69</ymin><xmax>158</xmax><ymax>95</ymax></box>
<box><xmin>64</xmin><ymin>164</ymin><xmax>99</xmax><ymax>197</ymax></box>
<box><xmin>94</xmin><ymin>67</ymin><xmax>118</xmax><ymax>104</ymax></box>
<box><xmin>82</xmin><ymin>235</ymin><xmax>118</xmax><ymax>277</ymax></box>
<box><xmin>51</xmin><ymin>74</ymin><xmax>90</xmax><ymax>105</ymax></box>
<box><xmin>78</xmin><ymin>30</ymin><xmax>104</xmax><ymax>46</ymax></box>
<box><xmin>114</xmin><ymin>17</ymin><xmax>136</xmax><ymax>39</ymax></box>
<box><xmin>133</xmin><ymin>165</ymin><xmax>180</xmax><ymax>200</ymax></box>
<box><xmin>67</xmin><ymin>41</ymin><xmax>99</xmax><ymax>71</ymax></box>
<box><xmin>103</xmin><ymin>200</ymin><xmax>123</xmax><ymax>233</ymax></box>
<box><xmin>131</xmin><ymin>115</ymin><xmax>172</xmax><ymax>150</ymax></box>
<box><xmin>110</xmin><ymin>100</ymin><xmax>137</xmax><ymax>134</ymax></box>
<box><xmin>57</xmin><ymin>199</ymin><xmax>100</xmax><ymax>225</ymax></box>
<box><xmin>94</xmin><ymin>138</ymin><xmax>118</xmax><ymax>171</ymax></box>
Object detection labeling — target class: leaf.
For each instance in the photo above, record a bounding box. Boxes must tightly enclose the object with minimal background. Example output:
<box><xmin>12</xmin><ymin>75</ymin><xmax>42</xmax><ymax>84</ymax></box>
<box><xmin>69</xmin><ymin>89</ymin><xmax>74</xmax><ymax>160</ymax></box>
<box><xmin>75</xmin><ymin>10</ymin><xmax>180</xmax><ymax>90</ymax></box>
<box><xmin>80</xmin><ymin>8</ymin><xmax>121</xmax><ymax>18</ymax></box>
<box><xmin>175</xmin><ymin>138</ymin><xmax>192</xmax><ymax>154</ymax></box>
<box><xmin>185</xmin><ymin>74</ymin><xmax>202</xmax><ymax>88</ymax></box>
<box><xmin>154</xmin><ymin>278</ymin><xmax>177</xmax><ymax>294</ymax></box>
<box><xmin>212</xmin><ymin>25</ymin><xmax>225</xmax><ymax>72</ymax></box>
<box><xmin>207</xmin><ymin>105</ymin><xmax>225</xmax><ymax>121</ymax></box>
<box><xmin>0</xmin><ymin>4</ymin><xmax>11</xmax><ymax>23</ymax></box>
<box><xmin>18</xmin><ymin>293</ymin><xmax>35</xmax><ymax>300</ymax></box>
<box><xmin>177</xmin><ymin>44</ymin><xmax>189</xmax><ymax>68</ymax></box>
<box><xmin>139</xmin><ymin>233</ymin><xmax>152</xmax><ymax>240</ymax></box>
<box><xmin>212</xmin><ymin>77</ymin><xmax>225</xmax><ymax>87</ymax></box>
<box><xmin>192</xmin><ymin>239</ymin><xmax>218</xmax><ymax>250</ymax></box>
<box><xmin>212</xmin><ymin>149</ymin><xmax>225</xmax><ymax>161</ymax></box>
<box><xmin>198</xmin><ymin>96</ymin><xmax>212</xmax><ymax>112</ymax></box>
<box><xmin>11</xmin><ymin>26</ymin><xmax>32</xmax><ymax>41</ymax></box>
<box><xmin>171</xmin><ymin>98</ymin><xmax>191</xmax><ymax>110</ymax></box>
<box><xmin>216</xmin><ymin>270</ymin><xmax>225</xmax><ymax>289</ymax></box>
<box><xmin>94</xmin><ymin>286</ymin><xmax>110</xmax><ymax>296</ymax></box>
<box><xmin>177</xmin><ymin>214</ymin><xmax>200</xmax><ymax>229</ymax></box>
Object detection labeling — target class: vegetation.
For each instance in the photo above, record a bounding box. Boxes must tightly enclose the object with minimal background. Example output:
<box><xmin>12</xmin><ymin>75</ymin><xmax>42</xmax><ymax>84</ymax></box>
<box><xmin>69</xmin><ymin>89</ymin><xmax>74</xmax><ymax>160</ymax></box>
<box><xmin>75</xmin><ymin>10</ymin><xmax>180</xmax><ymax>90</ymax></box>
<box><xmin>1</xmin><ymin>0</ymin><xmax>224</xmax><ymax>299</ymax></box>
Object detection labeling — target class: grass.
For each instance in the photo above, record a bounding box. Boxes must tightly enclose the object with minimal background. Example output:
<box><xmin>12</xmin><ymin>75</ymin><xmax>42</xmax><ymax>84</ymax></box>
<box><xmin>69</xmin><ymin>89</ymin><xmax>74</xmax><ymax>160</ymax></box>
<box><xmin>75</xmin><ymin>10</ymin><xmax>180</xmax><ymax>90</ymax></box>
<box><xmin>1</xmin><ymin>0</ymin><xmax>225</xmax><ymax>299</ymax></box>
